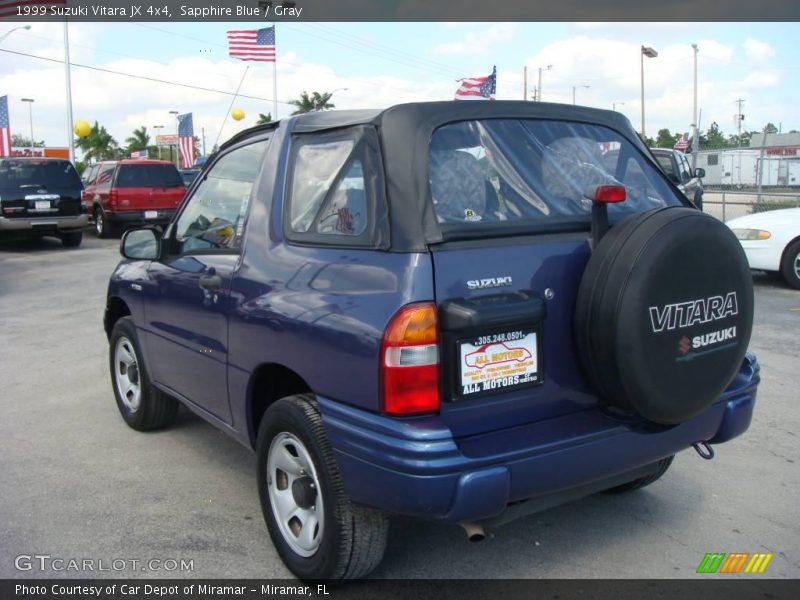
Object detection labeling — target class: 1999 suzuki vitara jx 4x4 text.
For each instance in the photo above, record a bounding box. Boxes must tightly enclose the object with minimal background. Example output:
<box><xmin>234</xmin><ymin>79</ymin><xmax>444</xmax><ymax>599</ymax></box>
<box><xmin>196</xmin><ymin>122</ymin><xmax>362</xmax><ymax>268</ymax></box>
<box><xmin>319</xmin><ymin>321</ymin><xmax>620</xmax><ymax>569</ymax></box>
<box><xmin>105</xmin><ymin>102</ymin><xmax>760</xmax><ymax>580</ymax></box>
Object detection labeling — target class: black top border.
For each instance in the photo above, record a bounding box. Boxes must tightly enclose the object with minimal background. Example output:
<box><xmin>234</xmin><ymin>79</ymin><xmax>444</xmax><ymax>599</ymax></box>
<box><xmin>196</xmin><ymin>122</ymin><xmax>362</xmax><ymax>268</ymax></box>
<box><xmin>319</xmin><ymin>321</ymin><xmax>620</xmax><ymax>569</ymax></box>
<box><xmin>2</xmin><ymin>0</ymin><xmax>799</xmax><ymax>22</ymax></box>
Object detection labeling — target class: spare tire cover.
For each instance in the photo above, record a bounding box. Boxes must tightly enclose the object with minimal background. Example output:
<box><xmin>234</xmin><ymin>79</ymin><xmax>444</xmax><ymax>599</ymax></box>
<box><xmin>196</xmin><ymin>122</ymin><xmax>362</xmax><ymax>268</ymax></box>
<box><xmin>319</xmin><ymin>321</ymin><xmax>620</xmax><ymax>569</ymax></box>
<box><xmin>575</xmin><ymin>207</ymin><xmax>754</xmax><ymax>425</ymax></box>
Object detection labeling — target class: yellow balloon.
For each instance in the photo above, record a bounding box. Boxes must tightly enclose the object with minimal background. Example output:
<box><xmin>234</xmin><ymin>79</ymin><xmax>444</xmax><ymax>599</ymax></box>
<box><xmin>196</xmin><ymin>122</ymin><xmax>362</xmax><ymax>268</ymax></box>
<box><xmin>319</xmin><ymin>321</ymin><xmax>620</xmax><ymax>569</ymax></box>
<box><xmin>231</xmin><ymin>108</ymin><xmax>245</xmax><ymax>121</ymax></box>
<box><xmin>74</xmin><ymin>120</ymin><xmax>91</xmax><ymax>138</ymax></box>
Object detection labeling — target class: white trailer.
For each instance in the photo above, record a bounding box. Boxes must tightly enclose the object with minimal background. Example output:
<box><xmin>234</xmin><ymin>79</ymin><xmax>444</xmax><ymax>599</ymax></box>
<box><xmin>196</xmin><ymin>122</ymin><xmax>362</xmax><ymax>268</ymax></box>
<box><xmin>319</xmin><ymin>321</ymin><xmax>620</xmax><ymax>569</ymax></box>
<box><xmin>721</xmin><ymin>150</ymin><xmax>760</xmax><ymax>187</ymax></box>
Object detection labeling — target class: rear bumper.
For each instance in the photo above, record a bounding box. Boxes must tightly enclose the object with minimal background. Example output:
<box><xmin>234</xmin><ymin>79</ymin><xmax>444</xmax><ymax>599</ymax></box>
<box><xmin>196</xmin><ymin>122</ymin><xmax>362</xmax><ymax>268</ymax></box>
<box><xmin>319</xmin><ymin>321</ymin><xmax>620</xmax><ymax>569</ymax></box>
<box><xmin>0</xmin><ymin>214</ymin><xmax>88</xmax><ymax>233</ymax></box>
<box><xmin>106</xmin><ymin>209</ymin><xmax>175</xmax><ymax>227</ymax></box>
<box><xmin>319</xmin><ymin>352</ymin><xmax>760</xmax><ymax>523</ymax></box>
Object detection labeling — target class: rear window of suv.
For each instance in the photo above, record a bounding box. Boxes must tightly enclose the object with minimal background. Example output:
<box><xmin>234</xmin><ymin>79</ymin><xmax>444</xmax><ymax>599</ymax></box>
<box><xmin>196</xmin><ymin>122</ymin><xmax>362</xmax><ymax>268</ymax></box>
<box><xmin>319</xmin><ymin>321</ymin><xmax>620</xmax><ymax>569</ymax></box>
<box><xmin>428</xmin><ymin>119</ymin><xmax>682</xmax><ymax>228</ymax></box>
<box><xmin>0</xmin><ymin>159</ymin><xmax>82</xmax><ymax>189</ymax></box>
<box><xmin>115</xmin><ymin>164</ymin><xmax>183</xmax><ymax>188</ymax></box>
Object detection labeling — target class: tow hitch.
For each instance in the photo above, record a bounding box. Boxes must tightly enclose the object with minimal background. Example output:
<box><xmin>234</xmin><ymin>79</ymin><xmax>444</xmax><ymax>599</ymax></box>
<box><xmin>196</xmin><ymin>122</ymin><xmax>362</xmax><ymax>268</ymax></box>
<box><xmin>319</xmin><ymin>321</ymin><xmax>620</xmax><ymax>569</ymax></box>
<box><xmin>693</xmin><ymin>441</ymin><xmax>715</xmax><ymax>460</ymax></box>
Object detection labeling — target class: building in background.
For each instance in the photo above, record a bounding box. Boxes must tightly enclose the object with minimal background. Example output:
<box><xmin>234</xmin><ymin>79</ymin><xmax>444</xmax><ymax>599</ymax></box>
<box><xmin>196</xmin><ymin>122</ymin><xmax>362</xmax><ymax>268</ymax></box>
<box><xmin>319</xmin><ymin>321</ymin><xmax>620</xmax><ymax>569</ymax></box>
<box><xmin>694</xmin><ymin>133</ymin><xmax>800</xmax><ymax>187</ymax></box>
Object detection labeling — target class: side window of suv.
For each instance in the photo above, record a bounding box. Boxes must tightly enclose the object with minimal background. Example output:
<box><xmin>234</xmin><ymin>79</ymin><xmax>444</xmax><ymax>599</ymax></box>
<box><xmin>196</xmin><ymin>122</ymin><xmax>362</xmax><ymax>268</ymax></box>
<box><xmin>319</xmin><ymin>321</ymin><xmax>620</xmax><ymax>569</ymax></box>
<box><xmin>285</xmin><ymin>129</ymin><xmax>382</xmax><ymax>246</ymax></box>
<box><xmin>96</xmin><ymin>165</ymin><xmax>115</xmax><ymax>189</ymax></box>
<box><xmin>172</xmin><ymin>139</ymin><xmax>269</xmax><ymax>254</ymax></box>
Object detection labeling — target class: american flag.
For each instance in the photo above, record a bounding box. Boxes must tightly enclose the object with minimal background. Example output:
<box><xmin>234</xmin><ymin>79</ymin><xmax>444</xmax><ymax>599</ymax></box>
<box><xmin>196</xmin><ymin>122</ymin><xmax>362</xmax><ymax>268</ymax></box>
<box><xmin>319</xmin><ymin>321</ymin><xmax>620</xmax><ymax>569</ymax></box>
<box><xmin>177</xmin><ymin>113</ymin><xmax>195</xmax><ymax>169</ymax></box>
<box><xmin>454</xmin><ymin>66</ymin><xmax>497</xmax><ymax>101</ymax></box>
<box><xmin>674</xmin><ymin>132</ymin><xmax>690</xmax><ymax>152</ymax></box>
<box><xmin>227</xmin><ymin>26</ymin><xmax>276</xmax><ymax>62</ymax></box>
<box><xmin>0</xmin><ymin>95</ymin><xmax>12</xmax><ymax>157</ymax></box>
<box><xmin>0</xmin><ymin>0</ymin><xmax>66</xmax><ymax>19</ymax></box>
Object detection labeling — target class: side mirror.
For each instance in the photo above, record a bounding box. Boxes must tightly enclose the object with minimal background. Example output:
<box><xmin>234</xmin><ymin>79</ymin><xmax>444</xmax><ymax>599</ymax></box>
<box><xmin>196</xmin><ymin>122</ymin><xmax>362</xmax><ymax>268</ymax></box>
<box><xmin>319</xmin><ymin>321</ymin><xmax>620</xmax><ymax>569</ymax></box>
<box><xmin>694</xmin><ymin>168</ymin><xmax>706</xmax><ymax>179</ymax></box>
<box><xmin>120</xmin><ymin>228</ymin><xmax>160</xmax><ymax>260</ymax></box>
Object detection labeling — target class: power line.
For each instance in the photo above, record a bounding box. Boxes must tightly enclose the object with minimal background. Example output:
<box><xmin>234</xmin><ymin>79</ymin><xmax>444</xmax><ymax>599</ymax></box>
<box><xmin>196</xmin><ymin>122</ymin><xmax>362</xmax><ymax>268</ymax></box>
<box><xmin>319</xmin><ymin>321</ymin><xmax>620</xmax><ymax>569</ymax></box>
<box><xmin>0</xmin><ymin>47</ymin><xmax>294</xmax><ymax>105</ymax></box>
<box><xmin>131</xmin><ymin>22</ymin><xmax>443</xmax><ymax>102</ymax></box>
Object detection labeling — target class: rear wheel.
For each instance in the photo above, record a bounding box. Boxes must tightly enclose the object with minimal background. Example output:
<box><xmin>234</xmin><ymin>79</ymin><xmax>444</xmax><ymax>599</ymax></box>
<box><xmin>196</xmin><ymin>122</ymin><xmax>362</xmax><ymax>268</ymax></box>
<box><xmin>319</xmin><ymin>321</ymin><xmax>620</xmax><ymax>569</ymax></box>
<box><xmin>604</xmin><ymin>456</ymin><xmax>674</xmax><ymax>494</ymax></box>
<box><xmin>95</xmin><ymin>207</ymin><xmax>111</xmax><ymax>238</ymax></box>
<box><xmin>109</xmin><ymin>317</ymin><xmax>177</xmax><ymax>431</ymax></box>
<box><xmin>61</xmin><ymin>231</ymin><xmax>83</xmax><ymax>247</ymax></box>
<box><xmin>257</xmin><ymin>395</ymin><xmax>388</xmax><ymax>580</ymax></box>
<box><xmin>780</xmin><ymin>239</ymin><xmax>800</xmax><ymax>290</ymax></box>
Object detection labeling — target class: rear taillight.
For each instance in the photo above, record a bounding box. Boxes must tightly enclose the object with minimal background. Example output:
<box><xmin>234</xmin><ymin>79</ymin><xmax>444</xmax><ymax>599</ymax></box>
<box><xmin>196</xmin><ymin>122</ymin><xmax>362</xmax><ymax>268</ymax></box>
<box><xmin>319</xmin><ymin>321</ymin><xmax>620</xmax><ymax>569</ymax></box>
<box><xmin>109</xmin><ymin>189</ymin><xmax>119</xmax><ymax>208</ymax></box>
<box><xmin>381</xmin><ymin>303</ymin><xmax>439</xmax><ymax>415</ymax></box>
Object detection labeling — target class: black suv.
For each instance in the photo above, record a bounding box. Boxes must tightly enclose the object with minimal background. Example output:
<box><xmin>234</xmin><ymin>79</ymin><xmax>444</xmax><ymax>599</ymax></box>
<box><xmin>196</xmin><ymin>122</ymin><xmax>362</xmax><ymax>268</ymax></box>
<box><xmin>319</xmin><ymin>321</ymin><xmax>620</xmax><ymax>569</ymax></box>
<box><xmin>0</xmin><ymin>157</ymin><xmax>87</xmax><ymax>247</ymax></box>
<box><xmin>650</xmin><ymin>148</ymin><xmax>705</xmax><ymax>209</ymax></box>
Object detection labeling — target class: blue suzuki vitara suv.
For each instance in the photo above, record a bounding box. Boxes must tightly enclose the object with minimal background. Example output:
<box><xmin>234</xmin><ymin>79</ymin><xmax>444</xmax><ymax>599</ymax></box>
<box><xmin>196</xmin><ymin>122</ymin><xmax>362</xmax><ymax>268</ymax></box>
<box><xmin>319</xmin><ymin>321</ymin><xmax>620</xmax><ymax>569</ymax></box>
<box><xmin>105</xmin><ymin>102</ymin><xmax>760</xmax><ymax>580</ymax></box>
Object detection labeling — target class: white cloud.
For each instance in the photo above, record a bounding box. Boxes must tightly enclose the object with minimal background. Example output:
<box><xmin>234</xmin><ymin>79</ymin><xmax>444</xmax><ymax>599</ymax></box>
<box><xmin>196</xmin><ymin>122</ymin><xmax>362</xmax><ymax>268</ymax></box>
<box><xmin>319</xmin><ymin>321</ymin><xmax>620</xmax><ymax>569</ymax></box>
<box><xmin>430</xmin><ymin>23</ymin><xmax>516</xmax><ymax>56</ymax></box>
<box><xmin>743</xmin><ymin>38</ymin><xmax>775</xmax><ymax>62</ymax></box>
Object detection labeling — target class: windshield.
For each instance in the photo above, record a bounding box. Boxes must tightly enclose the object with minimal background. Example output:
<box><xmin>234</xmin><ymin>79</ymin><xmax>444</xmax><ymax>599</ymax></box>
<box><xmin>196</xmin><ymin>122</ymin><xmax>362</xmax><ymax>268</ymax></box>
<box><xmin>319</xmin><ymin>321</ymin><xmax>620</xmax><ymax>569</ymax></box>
<box><xmin>115</xmin><ymin>164</ymin><xmax>183</xmax><ymax>188</ymax></box>
<box><xmin>0</xmin><ymin>159</ymin><xmax>82</xmax><ymax>189</ymax></box>
<box><xmin>428</xmin><ymin>120</ymin><xmax>682</xmax><ymax>228</ymax></box>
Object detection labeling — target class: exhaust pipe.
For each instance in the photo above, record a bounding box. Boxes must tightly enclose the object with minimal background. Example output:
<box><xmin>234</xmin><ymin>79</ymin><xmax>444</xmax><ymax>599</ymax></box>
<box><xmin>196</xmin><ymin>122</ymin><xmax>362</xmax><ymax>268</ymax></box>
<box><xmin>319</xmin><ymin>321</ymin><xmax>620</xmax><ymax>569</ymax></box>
<box><xmin>459</xmin><ymin>521</ymin><xmax>486</xmax><ymax>542</ymax></box>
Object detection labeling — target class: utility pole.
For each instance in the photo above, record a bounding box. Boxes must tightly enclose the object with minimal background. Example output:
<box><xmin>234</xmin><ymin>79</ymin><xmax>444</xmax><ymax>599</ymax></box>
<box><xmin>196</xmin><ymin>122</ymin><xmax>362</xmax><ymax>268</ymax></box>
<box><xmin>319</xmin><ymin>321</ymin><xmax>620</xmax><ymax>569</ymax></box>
<box><xmin>537</xmin><ymin>65</ymin><xmax>552</xmax><ymax>102</ymax></box>
<box><xmin>201</xmin><ymin>127</ymin><xmax>206</xmax><ymax>156</ymax></box>
<box><xmin>735</xmin><ymin>98</ymin><xmax>745</xmax><ymax>186</ymax></box>
<box><xmin>523</xmin><ymin>66</ymin><xmax>528</xmax><ymax>101</ymax></box>
<box><xmin>691</xmin><ymin>44</ymin><xmax>699</xmax><ymax>170</ymax></box>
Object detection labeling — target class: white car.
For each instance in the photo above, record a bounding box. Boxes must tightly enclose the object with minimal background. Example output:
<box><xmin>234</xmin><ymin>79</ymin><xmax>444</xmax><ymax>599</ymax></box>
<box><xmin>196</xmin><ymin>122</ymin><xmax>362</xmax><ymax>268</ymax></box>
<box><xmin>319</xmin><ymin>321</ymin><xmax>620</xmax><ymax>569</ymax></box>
<box><xmin>726</xmin><ymin>207</ymin><xmax>800</xmax><ymax>289</ymax></box>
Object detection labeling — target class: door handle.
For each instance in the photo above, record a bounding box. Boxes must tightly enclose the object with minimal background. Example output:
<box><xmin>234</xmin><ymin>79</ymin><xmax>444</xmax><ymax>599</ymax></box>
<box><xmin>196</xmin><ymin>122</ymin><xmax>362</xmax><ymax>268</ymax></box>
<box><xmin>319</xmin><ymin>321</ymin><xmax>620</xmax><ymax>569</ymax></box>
<box><xmin>199</xmin><ymin>275</ymin><xmax>222</xmax><ymax>291</ymax></box>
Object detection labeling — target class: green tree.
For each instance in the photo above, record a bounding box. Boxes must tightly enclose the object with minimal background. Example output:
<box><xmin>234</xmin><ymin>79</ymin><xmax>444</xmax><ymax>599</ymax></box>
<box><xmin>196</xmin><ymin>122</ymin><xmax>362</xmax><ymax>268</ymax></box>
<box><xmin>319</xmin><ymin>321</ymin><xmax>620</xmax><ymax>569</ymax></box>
<box><xmin>125</xmin><ymin>126</ymin><xmax>159</xmax><ymax>158</ymax></box>
<box><xmin>289</xmin><ymin>91</ymin><xmax>335</xmax><ymax>115</ymax></box>
<box><xmin>11</xmin><ymin>134</ymin><xmax>44</xmax><ymax>148</ymax></box>
<box><xmin>762</xmin><ymin>122</ymin><xmax>779</xmax><ymax>134</ymax></box>
<box><xmin>256</xmin><ymin>112</ymin><xmax>272</xmax><ymax>124</ymax></box>
<box><xmin>75</xmin><ymin>121</ymin><xmax>121</xmax><ymax>162</ymax></box>
<box><xmin>700</xmin><ymin>122</ymin><xmax>728</xmax><ymax>150</ymax></box>
<box><xmin>655</xmin><ymin>128</ymin><xmax>678</xmax><ymax>148</ymax></box>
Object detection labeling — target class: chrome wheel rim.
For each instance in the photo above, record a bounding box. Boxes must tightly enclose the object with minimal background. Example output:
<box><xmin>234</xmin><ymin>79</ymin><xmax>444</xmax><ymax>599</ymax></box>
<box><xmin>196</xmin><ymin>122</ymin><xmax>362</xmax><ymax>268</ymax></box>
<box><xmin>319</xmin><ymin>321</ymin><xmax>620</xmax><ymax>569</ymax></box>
<box><xmin>794</xmin><ymin>251</ymin><xmax>800</xmax><ymax>281</ymax></box>
<box><xmin>114</xmin><ymin>336</ymin><xmax>141</xmax><ymax>412</ymax></box>
<box><xmin>266</xmin><ymin>432</ymin><xmax>324</xmax><ymax>557</ymax></box>
<box><xmin>95</xmin><ymin>212</ymin><xmax>103</xmax><ymax>235</ymax></box>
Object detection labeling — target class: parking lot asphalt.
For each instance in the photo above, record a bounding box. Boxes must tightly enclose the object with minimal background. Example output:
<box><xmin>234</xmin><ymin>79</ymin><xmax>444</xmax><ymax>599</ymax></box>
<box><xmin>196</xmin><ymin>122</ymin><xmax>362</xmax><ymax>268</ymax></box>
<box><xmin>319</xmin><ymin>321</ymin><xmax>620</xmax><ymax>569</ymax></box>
<box><xmin>0</xmin><ymin>232</ymin><xmax>798</xmax><ymax>580</ymax></box>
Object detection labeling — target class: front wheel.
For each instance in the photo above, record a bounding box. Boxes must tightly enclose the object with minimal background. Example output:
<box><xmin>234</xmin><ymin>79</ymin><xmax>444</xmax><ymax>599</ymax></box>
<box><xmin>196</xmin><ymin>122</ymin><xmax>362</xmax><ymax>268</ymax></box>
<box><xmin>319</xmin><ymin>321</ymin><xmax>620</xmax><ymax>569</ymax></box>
<box><xmin>256</xmin><ymin>395</ymin><xmax>388</xmax><ymax>580</ymax></box>
<box><xmin>109</xmin><ymin>317</ymin><xmax>177</xmax><ymax>431</ymax></box>
<box><xmin>780</xmin><ymin>239</ymin><xmax>800</xmax><ymax>290</ymax></box>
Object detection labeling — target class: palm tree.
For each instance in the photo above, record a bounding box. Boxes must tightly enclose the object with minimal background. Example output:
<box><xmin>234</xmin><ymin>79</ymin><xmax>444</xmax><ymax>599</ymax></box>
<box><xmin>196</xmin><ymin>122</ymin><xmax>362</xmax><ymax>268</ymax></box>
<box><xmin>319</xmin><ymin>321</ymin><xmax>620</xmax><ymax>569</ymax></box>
<box><xmin>256</xmin><ymin>113</ymin><xmax>272</xmax><ymax>124</ymax></box>
<box><xmin>289</xmin><ymin>91</ymin><xmax>335</xmax><ymax>115</ymax></box>
<box><xmin>75</xmin><ymin>121</ymin><xmax>120</xmax><ymax>162</ymax></box>
<box><xmin>124</xmin><ymin>126</ymin><xmax>159</xmax><ymax>159</ymax></box>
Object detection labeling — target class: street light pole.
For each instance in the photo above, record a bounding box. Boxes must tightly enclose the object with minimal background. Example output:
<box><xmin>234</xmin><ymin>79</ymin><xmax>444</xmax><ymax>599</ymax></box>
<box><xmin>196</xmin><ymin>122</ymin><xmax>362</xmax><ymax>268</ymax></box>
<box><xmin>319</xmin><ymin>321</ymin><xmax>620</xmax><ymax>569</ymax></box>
<box><xmin>572</xmin><ymin>85</ymin><xmax>590</xmax><ymax>105</ymax></box>
<box><xmin>640</xmin><ymin>45</ymin><xmax>658</xmax><ymax>138</ymax></box>
<box><xmin>169</xmin><ymin>110</ymin><xmax>179</xmax><ymax>168</ymax></box>
<box><xmin>21</xmin><ymin>98</ymin><xmax>34</xmax><ymax>153</ymax></box>
<box><xmin>0</xmin><ymin>24</ymin><xmax>31</xmax><ymax>44</ymax></box>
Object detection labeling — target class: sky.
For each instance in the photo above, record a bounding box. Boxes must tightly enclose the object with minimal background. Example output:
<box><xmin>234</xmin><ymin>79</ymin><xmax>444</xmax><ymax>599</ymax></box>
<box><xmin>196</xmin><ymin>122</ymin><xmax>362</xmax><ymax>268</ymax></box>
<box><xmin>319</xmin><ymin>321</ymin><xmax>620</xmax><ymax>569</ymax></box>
<box><xmin>0</xmin><ymin>21</ymin><xmax>798</xmax><ymax>155</ymax></box>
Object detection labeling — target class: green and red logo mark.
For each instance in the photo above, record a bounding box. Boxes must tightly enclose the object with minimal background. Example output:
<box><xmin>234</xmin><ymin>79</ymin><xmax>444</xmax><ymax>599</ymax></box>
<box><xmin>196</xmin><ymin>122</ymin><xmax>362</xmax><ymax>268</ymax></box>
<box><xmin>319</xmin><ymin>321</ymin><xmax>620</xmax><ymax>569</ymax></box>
<box><xmin>696</xmin><ymin>552</ymin><xmax>773</xmax><ymax>574</ymax></box>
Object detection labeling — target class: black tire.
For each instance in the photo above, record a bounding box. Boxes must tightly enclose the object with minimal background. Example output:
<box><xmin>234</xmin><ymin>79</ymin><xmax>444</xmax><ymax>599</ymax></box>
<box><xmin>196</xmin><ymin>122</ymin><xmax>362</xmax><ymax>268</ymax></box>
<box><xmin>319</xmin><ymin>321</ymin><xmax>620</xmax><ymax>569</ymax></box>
<box><xmin>95</xmin><ymin>207</ymin><xmax>111</xmax><ymax>238</ymax></box>
<box><xmin>780</xmin><ymin>239</ymin><xmax>800</xmax><ymax>290</ymax></box>
<box><xmin>61</xmin><ymin>231</ymin><xmax>83</xmax><ymax>247</ymax></box>
<box><xmin>604</xmin><ymin>456</ymin><xmax>674</xmax><ymax>494</ymax></box>
<box><xmin>256</xmin><ymin>395</ymin><xmax>388</xmax><ymax>580</ymax></box>
<box><xmin>109</xmin><ymin>317</ymin><xmax>178</xmax><ymax>431</ymax></box>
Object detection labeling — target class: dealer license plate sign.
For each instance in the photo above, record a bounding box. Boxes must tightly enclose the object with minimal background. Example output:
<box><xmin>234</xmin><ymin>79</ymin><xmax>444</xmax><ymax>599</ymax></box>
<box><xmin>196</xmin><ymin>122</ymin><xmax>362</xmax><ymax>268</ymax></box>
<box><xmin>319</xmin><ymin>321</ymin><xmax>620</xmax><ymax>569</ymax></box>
<box><xmin>459</xmin><ymin>329</ymin><xmax>541</xmax><ymax>397</ymax></box>
<box><xmin>144</xmin><ymin>210</ymin><xmax>158</xmax><ymax>219</ymax></box>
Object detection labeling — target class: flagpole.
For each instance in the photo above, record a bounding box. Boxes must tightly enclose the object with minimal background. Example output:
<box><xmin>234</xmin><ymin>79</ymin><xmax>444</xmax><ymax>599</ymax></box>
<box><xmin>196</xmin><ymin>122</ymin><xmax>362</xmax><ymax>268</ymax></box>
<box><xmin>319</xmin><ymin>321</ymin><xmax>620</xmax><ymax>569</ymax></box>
<box><xmin>272</xmin><ymin>24</ymin><xmax>278</xmax><ymax>120</ymax></box>
<box><xmin>214</xmin><ymin>66</ymin><xmax>250</xmax><ymax>150</ymax></box>
<box><xmin>63</xmin><ymin>22</ymin><xmax>75</xmax><ymax>164</ymax></box>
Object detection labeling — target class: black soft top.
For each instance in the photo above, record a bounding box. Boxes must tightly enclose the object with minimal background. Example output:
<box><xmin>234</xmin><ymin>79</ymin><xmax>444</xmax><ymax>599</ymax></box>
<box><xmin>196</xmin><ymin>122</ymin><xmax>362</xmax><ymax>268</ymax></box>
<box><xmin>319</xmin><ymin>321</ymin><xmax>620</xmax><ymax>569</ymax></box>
<box><xmin>230</xmin><ymin>101</ymin><xmax>652</xmax><ymax>252</ymax></box>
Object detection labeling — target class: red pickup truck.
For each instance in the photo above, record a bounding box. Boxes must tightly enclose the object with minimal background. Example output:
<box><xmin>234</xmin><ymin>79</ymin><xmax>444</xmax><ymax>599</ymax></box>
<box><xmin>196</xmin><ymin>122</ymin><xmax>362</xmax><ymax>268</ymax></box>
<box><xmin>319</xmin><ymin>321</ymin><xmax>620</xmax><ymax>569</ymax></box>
<box><xmin>82</xmin><ymin>159</ymin><xmax>186</xmax><ymax>237</ymax></box>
